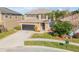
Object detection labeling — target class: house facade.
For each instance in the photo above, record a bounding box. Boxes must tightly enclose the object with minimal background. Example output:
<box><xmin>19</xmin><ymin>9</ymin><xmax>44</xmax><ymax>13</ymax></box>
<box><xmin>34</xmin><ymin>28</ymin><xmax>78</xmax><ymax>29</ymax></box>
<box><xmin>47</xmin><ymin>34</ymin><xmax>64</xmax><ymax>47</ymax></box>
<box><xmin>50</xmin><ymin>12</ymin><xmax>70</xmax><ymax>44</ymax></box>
<box><xmin>18</xmin><ymin>8</ymin><xmax>51</xmax><ymax>32</ymax></box>
<box><xmin>0</xmin><ymin>7</ymin><xmax>23</xmax><ymax>32</ymax></box>
<box><xmin>60</xmin><ymin>14</ymin><xmax>79</xmax><ymax>31</ymax></box>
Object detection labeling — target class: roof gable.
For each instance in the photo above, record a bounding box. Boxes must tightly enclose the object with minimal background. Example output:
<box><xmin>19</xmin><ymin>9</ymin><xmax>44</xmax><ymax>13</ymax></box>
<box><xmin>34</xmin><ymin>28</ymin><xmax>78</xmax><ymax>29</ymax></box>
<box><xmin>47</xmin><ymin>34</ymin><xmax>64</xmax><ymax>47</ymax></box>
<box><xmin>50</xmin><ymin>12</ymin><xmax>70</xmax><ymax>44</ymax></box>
<box><xmin>25</xmin><ymin>8</ymin><xmax>51</xmax><ymax>14</ymax></box>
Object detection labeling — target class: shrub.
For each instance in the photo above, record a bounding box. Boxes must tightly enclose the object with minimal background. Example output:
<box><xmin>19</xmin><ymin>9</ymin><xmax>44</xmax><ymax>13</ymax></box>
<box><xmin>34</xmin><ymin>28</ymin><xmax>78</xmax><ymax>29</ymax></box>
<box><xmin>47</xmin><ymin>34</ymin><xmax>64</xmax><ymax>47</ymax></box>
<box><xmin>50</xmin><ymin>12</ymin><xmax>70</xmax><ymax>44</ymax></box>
<box><xmin>14</xmin><ymin>26</ymin><xmax>21</xmax><ymax>30</ymax></box>
<box><xmin>59</xmin><ymin>43</ymin><xmax>64</xmax><ymax>46</ymax></box>
<box><xmin>53</xmin><ymin>33</ymin><xmax>59</xmax><ymax>36</ymax></box>
<box><xmin>51</xmin><ymin>21</ymin><xmax>72</xmax><ymax>36</ymax></box>
<box><xmin>48</xmin><ymin>32</ymin><xmax>54</xmax><ymax>35</ymax></box>
<box><xmin>64</xmin><ymin>40</ymin><xmax>69</xmax><ymax>44</ymax></box>
<box><xmin>48</xmin><ymin>32</ymin><xmax>59</xmax><ymax>36</ymax></box>
<box><xmin>73</xmin><ymin>33</ymin><xmax>79</xmax><ymax>38</ymax></box>
<box><xmin>34</xmin><ymin>26</ymin><xmax>40</xmax><ymax>32</ymax></box>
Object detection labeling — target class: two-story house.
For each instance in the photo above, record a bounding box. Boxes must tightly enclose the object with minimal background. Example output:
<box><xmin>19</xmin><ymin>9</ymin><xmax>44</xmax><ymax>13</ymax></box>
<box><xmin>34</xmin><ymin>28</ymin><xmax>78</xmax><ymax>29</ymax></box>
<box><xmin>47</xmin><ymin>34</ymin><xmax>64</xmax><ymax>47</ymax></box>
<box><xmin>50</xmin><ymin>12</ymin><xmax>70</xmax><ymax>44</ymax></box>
<box><xmin>0</xmin><ymin>7</ymin><xmax>23</xmax><ymax>32</ymax></box>
<box><xmin>18</xmin><ymin>8</ymin><xmax>51</xmax><ymax>32</ymax></box>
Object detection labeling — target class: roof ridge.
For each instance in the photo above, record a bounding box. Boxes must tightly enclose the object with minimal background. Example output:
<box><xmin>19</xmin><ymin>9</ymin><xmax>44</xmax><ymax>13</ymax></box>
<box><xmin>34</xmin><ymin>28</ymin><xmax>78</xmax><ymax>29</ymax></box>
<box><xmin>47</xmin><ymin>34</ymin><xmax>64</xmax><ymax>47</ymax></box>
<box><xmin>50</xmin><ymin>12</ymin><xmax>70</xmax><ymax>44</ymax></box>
<box><xmin>25</xmin><ymin>8</ymin><xmax>51</xmax><ymax>14</ymax></box>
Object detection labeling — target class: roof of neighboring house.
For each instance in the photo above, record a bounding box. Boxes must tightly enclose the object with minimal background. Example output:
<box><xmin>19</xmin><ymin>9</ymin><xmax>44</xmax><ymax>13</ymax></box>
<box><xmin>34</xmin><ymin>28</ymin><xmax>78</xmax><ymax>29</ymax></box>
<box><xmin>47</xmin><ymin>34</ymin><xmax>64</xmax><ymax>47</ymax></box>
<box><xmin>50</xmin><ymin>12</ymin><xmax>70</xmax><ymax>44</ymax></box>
<box><xmin>0</xmin><ymin>7</ymin><xmax>22</xmax><ymax>15</ymax></box>
<box><xmin>60</xmin><ymin>13</ymin><xmax>79</xmax><ymax>21</ymax></box>
<box><xmin>59</xmin><ymin>13</ymin><xmax>79</xmax><ymax>32</ymax></box>
<box><xmin>25</xmin><ymin>8</ymin><xmax>51</xmax><ymax>14</ymax></box>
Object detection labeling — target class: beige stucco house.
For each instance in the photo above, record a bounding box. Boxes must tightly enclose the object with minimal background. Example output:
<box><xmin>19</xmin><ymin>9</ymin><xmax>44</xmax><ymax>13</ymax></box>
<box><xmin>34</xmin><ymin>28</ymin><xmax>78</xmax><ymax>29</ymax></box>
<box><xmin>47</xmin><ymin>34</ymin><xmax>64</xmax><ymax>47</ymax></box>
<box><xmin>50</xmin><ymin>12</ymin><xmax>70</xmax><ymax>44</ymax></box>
<box><xmin>0</xmin><ymin>7</ymin><xmax>23</xmax><ymax>32</ymax></box>
<box><xmin>18</xmin><ymin>8</ymin><xmax>51</xmax><ymax>32</ymax></box>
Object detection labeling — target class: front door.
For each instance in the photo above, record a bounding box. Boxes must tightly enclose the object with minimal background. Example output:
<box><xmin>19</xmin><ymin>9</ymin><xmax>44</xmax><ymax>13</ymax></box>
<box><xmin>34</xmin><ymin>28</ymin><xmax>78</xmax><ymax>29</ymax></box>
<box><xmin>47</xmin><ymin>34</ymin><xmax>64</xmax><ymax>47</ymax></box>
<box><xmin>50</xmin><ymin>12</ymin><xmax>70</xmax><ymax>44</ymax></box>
<box><xmin>41</xmin><ymin>23</ymin><xmax>45</xmax><ymax>30</ymax></box>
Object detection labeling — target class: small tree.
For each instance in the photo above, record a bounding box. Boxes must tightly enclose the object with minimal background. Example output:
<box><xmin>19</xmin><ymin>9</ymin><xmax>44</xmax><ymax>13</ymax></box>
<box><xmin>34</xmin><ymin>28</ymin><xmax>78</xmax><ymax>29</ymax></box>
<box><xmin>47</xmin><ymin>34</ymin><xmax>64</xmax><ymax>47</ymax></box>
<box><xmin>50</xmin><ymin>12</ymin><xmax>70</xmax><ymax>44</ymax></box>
<box><xmin>51</xmin><ymin>21</ymin><xmax>72</xmax><ymax>36</ymax></box>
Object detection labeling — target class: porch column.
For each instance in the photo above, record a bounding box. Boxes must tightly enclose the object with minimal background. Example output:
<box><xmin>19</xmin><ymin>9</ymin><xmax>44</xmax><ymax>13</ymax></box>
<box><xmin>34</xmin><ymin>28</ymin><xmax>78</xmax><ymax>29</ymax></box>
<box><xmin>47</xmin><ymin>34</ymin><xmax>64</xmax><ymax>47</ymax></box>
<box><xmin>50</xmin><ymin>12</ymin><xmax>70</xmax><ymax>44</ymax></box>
<box><xmin>35</xmin><ymin>23</ymin><xmax>41</xmax><ymax>32</ymax></box>
<box><xmin>45</xmin><ymin>23</ymin><xmax>50</xmax><ymax>32</ymax></box>
<box><xmin>46</xmin><ymin>15</ymin><xmax>48</xmax><ymax>20</ymax></box>
<box><xmin>38</xmin><ymin>15</ymin><xmax>41</xmax><ymax>20</ymax></box>
<box><xmin>24</xmin><ymin>15</ymin><xmax>26</xmax><ymax>20</ymax></box>
<box><xmin>0</xmin><ymin>11</ymin><xmax>3</xmax><ymax>24</ymax></box>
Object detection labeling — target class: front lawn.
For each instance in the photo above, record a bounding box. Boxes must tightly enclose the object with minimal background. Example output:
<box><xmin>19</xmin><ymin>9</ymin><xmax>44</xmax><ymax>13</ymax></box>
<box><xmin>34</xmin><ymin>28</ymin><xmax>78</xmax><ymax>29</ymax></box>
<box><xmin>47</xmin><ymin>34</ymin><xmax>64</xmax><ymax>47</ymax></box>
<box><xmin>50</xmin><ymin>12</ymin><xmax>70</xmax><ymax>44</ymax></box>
<box><xmin>32</xmin><ymin>33</ymin><xmax>79</xmax><ymax>43</ymax></box>
<box><xmin>24</xmin><ymin>41</ymin><xmax>79</xmax><ymax>52</ymax></box>
<box><xmin>0</xmin><ymin>29</ymin><xmax>17</xmax><ymax>39</ymax></box>
<box><xmin>32</xmin><ymin>33</ymin><xmax>54</xmax><ymax>39</ymax></box>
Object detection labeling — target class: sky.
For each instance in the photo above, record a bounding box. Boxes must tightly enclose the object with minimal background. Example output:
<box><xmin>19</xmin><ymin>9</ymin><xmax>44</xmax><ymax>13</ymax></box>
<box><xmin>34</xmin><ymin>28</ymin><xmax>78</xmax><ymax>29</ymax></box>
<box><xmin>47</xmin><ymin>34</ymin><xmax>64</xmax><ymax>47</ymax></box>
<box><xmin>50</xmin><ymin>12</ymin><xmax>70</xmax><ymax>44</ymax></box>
<box><xmin>8</xmin><ymin>7</ymin><xmax>79</xmax><ymax>14</ymax></box>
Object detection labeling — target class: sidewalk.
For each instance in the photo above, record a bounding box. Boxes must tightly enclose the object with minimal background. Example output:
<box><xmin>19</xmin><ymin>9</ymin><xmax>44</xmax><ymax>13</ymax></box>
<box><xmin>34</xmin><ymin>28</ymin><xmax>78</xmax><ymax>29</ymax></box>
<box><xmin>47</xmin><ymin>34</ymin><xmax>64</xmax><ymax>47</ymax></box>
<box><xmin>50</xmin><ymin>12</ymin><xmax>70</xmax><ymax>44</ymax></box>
<box><xmin>26</xmin><ymin>38</ymin><xmax>79</xmax><ymax>46</ymax></box>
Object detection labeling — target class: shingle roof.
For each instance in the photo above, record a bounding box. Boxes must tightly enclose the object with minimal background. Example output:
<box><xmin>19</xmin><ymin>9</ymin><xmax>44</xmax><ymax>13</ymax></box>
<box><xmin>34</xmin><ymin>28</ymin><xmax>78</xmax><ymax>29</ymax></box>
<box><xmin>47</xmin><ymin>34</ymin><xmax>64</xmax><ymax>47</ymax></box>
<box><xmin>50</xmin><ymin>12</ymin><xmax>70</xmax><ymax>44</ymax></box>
<box><xmin>0</xmin><ymin>7</ymin><xmax>22</xmax><ymax>15</ymax></box>
<box><xmin>60</xmin><ymin>13</ymin><xmax>79</xmax><ymax>21</ymax></box>
<box><xmin>25</xmin><ymin>8</ymin><xmax>51</xmax><ymax>14</ymax></box>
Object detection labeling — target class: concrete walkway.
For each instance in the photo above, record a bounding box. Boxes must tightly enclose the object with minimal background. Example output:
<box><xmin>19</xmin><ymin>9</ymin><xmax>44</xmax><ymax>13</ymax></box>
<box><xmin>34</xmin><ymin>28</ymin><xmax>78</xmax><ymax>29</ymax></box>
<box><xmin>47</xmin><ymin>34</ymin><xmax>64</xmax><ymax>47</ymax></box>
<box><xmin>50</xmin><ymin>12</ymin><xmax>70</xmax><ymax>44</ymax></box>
<box><xmin>0</xmin><ymin>30</ymin><xmax>34</xmax><ymax>49</ymax></box>
<box><xmin>26</xmin><ymin>38</ymin><xmax>79</xmax><ymax>46</ymax></box>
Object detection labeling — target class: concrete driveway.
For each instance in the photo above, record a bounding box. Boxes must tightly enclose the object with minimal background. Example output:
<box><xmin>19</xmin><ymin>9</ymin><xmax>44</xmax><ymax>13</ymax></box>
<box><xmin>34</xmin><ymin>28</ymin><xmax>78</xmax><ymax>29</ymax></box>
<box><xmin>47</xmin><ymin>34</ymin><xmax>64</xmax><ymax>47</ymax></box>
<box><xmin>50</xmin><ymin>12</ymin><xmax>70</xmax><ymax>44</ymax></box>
<box><xmin>0</xmin><ymin>30</ymin><xmax>34</xmax><ymax>49</ymax></box>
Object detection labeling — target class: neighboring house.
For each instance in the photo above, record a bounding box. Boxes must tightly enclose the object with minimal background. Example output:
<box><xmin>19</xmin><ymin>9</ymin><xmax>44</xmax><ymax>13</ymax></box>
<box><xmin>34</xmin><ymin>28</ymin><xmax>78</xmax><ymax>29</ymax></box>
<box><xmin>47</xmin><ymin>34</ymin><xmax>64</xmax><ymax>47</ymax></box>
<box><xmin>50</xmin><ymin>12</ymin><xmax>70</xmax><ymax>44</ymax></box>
<box><xmin>60</xmin><ymin>13</ymin><xmax>79</xmax><ymax>31</ymax></box>
<box><xmin>18</xmin><ymin>8</ymin><xmax>51</xmax><ymax>32</ymax></box>
<box><xmin>0</xmin><ymin>7</ymin><xmax>23</xmax><ymax>32</ymax></box>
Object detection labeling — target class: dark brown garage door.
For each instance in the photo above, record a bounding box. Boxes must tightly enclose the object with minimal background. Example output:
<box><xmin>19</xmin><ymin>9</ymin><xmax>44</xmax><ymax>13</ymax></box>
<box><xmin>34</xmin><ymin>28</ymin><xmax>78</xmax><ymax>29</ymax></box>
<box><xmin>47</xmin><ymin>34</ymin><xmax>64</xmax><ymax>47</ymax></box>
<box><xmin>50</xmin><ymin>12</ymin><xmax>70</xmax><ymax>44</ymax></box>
<box><xmin>22</xmin><ymin>24</ymin><xmax>35</xmax><ymax>31</ymax></box>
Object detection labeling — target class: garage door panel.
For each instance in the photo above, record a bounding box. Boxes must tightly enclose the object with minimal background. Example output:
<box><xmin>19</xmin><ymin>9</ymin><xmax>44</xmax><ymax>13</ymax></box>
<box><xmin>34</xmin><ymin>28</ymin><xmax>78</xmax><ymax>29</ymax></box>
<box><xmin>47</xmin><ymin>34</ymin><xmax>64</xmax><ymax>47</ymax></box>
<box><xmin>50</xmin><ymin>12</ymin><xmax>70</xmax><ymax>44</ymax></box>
<box><xmin>22</xmin><ymin>24</ymin><xmax>35</xmax><ymax>31</ymax></box>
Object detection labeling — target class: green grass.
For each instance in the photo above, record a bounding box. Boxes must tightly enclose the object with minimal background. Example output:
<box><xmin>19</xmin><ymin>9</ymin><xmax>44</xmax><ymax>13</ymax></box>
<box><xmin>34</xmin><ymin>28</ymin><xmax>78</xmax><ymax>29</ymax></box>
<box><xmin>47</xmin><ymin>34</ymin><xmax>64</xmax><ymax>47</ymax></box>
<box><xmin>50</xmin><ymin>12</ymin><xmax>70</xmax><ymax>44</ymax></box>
<box><xmin>0</xmin><ymin>29</ymin><xmax>17</xmax><ymax>39</ymax></box>
<box><xmin>32</xmin><ymin>33</ymin><xmax>79</xmax><ymax>43</ymax></box>
<box><xmin>32</xmin><ymin>33</ymin><xmax>54</xmax><ymax>39</ymax></box>
<box><xmin>24</xmin><ymin>41</ymin><xmax>79</xmax><ymax>52</ymax></box>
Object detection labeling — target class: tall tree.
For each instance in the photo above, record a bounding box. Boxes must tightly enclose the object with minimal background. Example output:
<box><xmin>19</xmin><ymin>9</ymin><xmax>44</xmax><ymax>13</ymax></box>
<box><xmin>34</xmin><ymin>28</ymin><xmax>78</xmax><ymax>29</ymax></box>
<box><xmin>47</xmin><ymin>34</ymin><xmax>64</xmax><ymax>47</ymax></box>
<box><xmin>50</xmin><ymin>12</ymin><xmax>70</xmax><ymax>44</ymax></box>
<box><xmin>49</xmin><ymin>10</ymin><xmax>70</xmax><ymax>21</ymax></box>
<box><xmin>72</xmin><ymin>8</ymin><xmax>79</xmax><ymax>14</ymax></box>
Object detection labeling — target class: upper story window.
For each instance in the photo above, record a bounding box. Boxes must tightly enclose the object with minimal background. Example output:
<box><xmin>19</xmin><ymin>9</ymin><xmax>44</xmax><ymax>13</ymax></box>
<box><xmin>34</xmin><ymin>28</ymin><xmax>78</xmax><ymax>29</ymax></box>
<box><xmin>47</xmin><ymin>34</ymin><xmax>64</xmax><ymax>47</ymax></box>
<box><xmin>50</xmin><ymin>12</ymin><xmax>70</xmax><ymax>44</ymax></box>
<box><xmin>41</xmin><ymin>14</ymin><xmax>46</xmax><ymax>19</ymax></box>
<box><xmin>4</xmin><ymin>15</ymin><xmax>12</xmax><ymax>19</ymax></box>
<box><xmin>26</xmin><ymin>14</ymin><xmax>35</xmax><ymax>17</ymax></box>
<box><xmin>10</xmin><ymin>16</ymin><xmax>12</xmax><ymax>19</ymax></box>
<box><xmin>36</xmin><ymin>15</ymin><xmax>39</xmax><ymax>18</ymax></box>
<box><xmin>15</xmin><ymin>16</ymin><xmax>17</xmax><ymax>19</ymax></box>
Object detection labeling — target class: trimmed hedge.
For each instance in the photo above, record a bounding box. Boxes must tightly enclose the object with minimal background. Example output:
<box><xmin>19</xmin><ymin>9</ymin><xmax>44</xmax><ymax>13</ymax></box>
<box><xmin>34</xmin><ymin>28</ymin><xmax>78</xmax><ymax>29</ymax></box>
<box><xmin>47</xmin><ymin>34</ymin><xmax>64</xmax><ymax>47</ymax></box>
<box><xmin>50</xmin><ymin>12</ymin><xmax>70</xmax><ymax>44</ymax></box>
<box><xmin>14</xmin><ymin>26</ymin><xmax>21</xmax><ymax>30</ymax></box>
